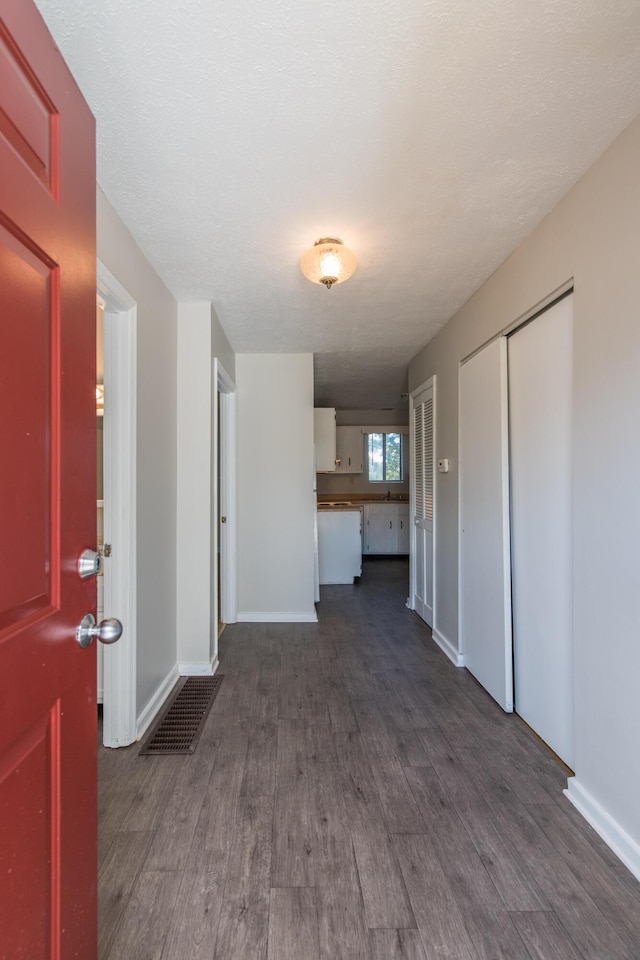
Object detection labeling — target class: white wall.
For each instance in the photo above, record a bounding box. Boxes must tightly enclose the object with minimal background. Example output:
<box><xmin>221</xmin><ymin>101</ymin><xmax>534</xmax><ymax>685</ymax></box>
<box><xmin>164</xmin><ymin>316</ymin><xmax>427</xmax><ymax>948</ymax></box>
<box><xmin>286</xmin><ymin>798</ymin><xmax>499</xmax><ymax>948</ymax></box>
<box><xmin>236</xmin><ymin>354</ymin><xmax>316</xmax><ymax>621</ymax></box>
<box><xmin>176</xmin><ymin>303</ymin><xmax>236</xmax><ymax>672</ymax></box>
<box><xmin>408</xmin><ymin>117</ymin><xmax>640</xmax><ymax>875</ymax></box>
<box><xmin>212</xmin><ymin>306</ymin><xmax>235</xmax><ymax>384</ymax></box>
<box><xmin>97</xmin><ymin>186</ymin><xmax>178</xmax><ymax>720</ymax></box>
<box><xmin>337</xmin><ymin>409</ymin><xmax>409</xmax><ymax>427</ymax></box>
<box><xmin>176</xmin><ymin>304</ymin><xmax>213</xmax><ymax>671</ymax></box>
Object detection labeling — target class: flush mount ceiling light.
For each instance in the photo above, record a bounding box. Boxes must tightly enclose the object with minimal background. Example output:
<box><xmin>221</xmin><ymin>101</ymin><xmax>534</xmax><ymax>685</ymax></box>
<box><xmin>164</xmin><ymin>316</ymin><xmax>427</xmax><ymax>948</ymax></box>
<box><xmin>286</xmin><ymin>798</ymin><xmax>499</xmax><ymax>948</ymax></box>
<box><xmin>300</xmin><ymin>237</ymin><xmax>357</xmax><ymax>289</ymax></box>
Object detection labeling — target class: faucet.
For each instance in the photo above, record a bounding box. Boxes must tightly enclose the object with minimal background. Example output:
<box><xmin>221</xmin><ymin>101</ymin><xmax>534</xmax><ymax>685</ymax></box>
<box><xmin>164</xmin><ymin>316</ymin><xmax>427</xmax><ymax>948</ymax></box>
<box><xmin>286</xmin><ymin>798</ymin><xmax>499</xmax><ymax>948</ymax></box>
<box><xmin>386</xmin><ymin>489</ymin><xmax>391</xmax><ymax>500</ymax></box>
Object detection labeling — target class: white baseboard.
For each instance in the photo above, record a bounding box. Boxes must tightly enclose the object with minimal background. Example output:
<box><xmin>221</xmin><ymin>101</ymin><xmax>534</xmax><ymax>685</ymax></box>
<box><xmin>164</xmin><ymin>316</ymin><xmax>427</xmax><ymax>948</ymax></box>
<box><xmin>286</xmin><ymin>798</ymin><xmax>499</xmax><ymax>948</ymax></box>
<box><xmin>564</xmin><ymin>777</ymin><xmax>640</xmax><ymax>882</ymax></box>
<box><xmin>178</xmin><ymin>656</ymin><xmax>219</xmax><ymax>676</ymax></box>
<box><xmin>136</xmin><ymin>664</ymin><xmax>180</xmax><ymax>740</ymax></box>
<box><xmin>433</xmin><ymin>627</ymin><xmax>465</xmax><ymax>667</ymax></box>
<box><xmin>237</xmin><ymin>610</ymin><xmax>318</xmax><ymax>623</ymax></box>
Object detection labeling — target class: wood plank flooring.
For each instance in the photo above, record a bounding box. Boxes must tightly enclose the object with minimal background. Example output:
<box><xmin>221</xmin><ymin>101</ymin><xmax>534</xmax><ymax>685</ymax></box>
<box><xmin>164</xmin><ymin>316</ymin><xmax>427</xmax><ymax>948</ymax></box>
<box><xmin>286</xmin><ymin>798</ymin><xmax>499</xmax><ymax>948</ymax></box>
<box><xmin>98</xmin><ymin>559</ymin><xmax>640</xmax><ymax>959</ymax></box>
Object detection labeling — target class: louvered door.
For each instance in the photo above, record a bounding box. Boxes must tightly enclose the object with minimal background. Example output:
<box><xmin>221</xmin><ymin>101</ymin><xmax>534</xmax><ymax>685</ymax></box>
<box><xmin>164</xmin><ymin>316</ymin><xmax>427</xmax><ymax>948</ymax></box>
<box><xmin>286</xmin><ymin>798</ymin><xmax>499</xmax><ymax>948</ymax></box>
<box><xmin>411</xmin><ymin>381</ymin><xmax>434</xmax><ymax>625</ymax></box>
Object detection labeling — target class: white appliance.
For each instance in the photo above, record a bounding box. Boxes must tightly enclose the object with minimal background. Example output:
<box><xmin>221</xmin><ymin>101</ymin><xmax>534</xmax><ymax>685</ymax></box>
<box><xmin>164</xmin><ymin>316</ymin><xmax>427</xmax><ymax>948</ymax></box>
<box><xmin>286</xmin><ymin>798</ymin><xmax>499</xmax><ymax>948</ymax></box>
<box><xmin>317</xmin><ymin>508</ymin><xmax>362</xmax><ymax>584</ymax></box>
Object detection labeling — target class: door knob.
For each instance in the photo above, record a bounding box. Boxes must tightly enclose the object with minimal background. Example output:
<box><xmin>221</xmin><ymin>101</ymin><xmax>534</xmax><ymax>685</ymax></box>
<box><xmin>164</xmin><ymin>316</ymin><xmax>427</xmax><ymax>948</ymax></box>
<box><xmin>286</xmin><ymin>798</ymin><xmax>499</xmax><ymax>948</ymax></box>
<box><xmin>76</xmin><ymin>613</ymin><xmax>123</xmax><ymax>649</ymax></box>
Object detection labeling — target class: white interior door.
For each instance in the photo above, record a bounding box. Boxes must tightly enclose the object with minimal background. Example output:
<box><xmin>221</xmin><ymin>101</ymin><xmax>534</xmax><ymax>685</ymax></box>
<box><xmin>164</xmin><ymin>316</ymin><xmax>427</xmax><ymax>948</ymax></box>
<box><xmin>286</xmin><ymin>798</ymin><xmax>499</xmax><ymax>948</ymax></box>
<box><xmin>459</xmin><ymin>338</ymin><xmax>513</xmax><ymax>711</ymax></box>
<box><xmin>509</xmin><ymin>295</ymin><xmax>574</xmax><ymax>767</ymax></box>
<box><xmin>98</xmin><ymin>263</ymin><xmax>138</xmax><ymax>747</ymax></box>
<box><xmin>411</xmin><ymin>381</ymin><xmax>434</xmax><ymax>626</ymax></box>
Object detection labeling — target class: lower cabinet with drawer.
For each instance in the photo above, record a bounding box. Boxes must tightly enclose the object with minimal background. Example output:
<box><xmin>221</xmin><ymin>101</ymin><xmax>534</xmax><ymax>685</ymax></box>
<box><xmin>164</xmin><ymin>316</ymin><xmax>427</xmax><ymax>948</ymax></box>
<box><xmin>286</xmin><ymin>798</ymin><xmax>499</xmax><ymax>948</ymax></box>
<box><xmin>363</xmin><ymin>503</ymin><xmax>410</xmax><ymax>555</ymax></box>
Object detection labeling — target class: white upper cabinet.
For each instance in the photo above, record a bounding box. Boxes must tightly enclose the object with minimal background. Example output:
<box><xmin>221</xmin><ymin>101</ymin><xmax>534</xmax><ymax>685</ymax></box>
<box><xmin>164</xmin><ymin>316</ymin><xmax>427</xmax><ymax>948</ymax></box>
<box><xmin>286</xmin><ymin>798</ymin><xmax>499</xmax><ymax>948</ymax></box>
<box><xmin>314</xmin><ymin>408</ymin><xmax>337</xmax><ymax>472</ymax></box>
<box><xmin>335</xmin><ymin>426</ymin><xmax>363</xmax><ymax>474</ymax></box>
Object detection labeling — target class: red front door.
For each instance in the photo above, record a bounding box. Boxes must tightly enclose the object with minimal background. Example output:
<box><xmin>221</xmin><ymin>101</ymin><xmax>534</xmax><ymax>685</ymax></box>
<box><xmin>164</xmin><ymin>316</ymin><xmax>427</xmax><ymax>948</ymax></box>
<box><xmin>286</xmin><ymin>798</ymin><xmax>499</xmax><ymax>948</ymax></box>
<box><xmin>0</xmin><ymin>2</ymin><xmax>97</xmax><ymax>957</ymax></box>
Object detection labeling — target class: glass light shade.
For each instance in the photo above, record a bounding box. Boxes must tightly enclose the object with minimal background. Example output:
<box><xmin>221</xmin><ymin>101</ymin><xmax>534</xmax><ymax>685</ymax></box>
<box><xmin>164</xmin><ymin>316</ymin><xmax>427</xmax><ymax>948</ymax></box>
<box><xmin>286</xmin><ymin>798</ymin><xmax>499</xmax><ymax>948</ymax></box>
<box><xmin>300</xmin><ymin>238</ymin><xmax>357</xmax><ymax>289</ymax></box>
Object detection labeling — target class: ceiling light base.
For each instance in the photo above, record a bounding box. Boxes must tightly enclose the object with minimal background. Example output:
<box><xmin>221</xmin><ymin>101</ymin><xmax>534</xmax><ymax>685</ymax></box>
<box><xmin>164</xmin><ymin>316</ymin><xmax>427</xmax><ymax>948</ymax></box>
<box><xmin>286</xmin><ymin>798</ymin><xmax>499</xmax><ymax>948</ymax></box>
<box><xmin>300</xmin><ymin>237</ymin><xmax>357</xmax><ymax>289</ymax></box>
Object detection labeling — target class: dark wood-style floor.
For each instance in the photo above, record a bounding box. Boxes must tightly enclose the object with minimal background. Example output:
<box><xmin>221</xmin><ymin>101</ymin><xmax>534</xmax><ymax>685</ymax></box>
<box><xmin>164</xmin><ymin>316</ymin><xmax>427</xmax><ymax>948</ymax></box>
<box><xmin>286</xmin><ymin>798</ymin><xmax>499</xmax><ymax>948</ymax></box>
<box><xmin>98</xmin><ymin>559</ymin><xmax>640</xmax><ymax>959</ymax></box>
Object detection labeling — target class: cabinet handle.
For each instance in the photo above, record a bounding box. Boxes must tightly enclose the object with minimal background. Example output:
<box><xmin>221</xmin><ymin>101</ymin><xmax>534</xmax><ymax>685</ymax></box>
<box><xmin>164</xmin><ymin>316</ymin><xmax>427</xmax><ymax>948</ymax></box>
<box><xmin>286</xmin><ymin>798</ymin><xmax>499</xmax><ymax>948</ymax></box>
<box><xmin>389</xmin><ymin>521</ymin><xmax>392</xmax><ymax>529</ymax></box>
<box><xmin>400</xmin><ymin>520</ymin><xmax>403</xmax><ymax>529</ymax></box>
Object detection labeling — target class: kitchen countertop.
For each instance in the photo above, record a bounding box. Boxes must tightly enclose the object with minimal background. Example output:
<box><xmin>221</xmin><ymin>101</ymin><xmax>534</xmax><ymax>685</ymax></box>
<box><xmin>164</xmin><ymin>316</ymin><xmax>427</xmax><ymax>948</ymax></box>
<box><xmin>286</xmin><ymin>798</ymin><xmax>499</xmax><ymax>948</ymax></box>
<box><xmin>317</xmin><ymin>496</ymin><xmax>409</xmax><ymax>506</ymax></box>
<box><xmin>317</xmin><ymin>502</ymin><xmax>364</xmax><ymax>511</ymax></box>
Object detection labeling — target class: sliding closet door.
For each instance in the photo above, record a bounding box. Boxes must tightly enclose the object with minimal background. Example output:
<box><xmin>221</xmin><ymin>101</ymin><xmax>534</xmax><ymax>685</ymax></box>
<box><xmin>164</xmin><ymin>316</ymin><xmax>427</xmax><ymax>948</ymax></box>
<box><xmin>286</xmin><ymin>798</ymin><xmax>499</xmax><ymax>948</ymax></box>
<box><xmin>509</xmin><ymin>295</ymin><xmax>573</xmax><ymax>767</ymax></box>
<box><xmin>459</xmin><ymin>338</ymin><xmax>513</xmax><ymax>711</ymax></box>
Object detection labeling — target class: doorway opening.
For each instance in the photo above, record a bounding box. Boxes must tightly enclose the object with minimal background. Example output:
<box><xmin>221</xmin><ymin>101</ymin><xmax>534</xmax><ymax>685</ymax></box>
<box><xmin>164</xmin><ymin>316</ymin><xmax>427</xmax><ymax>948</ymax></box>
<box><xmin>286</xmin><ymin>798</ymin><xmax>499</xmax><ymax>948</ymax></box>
<box><xmin>96</xmin><ymin>297</ymin><xmax>105</xmax><ymax>704</ymax></box>
<box><xmin>216</xmin><ymin>384</ymin><xmax>224</xmax><ymax>640</ymax></box>
<box><xmin>97</xmin><ymin>262</ymin><xmax>138</xmax><ymax>747</ymax></box>
<box><xmin>409</xmin><ymin>377</ymin><xmax>436</xmax><ymax>632</ymax></box>
<box><xmin>211</xmin><ymin>359</ymin><xmax>237</xmax><ymax>664</ymax></box>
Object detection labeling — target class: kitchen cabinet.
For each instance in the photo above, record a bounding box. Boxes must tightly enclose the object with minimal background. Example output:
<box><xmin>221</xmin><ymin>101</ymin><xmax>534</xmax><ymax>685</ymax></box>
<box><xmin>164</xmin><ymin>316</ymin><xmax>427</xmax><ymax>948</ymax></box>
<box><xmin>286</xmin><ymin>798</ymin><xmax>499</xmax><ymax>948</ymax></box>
<box><xmin>314</xmin><ymin>407</ymin><xmax>336</xmax><ymax>472</ymax></box>
<box><xmin>335</xmin><ymin>426</ymin><xmax>363</xmax><ymax>474</ymax></box>
<box><xmin>318</xmin><ymin>508</ymin><xmax>362</xmax><ymax>583</ymax></box>
<box><xmin>364</xmin><ymin>504</ymin><xmax>396</xmax><ymax>554</ymax></box>
<box><xmin>364</xmin><ymin>503</ymin><xmax>410</xmax><ymax>555</ymax></box>
<box><xmin>396</xmin><ymin>505</ymin><xmax>410</xmax><ymax>553</ymax></box>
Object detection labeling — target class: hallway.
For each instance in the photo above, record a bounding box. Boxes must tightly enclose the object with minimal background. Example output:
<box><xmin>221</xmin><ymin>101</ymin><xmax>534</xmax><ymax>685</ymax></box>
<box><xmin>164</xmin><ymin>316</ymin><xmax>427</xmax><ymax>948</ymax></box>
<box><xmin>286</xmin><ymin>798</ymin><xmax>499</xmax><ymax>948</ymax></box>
<box><xmin>98</xmin><ymin>559</ymin><xmax>640</xmax><ymax>959</ymax></box>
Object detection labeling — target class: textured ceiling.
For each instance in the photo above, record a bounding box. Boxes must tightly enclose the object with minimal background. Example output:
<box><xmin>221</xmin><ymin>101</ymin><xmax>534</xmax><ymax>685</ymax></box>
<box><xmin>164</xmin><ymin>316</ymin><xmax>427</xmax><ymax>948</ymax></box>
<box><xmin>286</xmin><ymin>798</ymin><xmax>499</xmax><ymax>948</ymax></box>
<box><xmin>35</xmin><ymin>0</ymin><xmax>640</xmax><ymax>408</ymax></box>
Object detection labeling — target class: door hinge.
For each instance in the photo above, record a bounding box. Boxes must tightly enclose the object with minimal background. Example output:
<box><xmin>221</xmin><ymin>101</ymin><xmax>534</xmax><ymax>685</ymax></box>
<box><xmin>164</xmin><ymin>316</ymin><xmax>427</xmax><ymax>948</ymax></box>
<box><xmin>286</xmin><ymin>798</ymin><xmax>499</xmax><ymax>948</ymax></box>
<box><xmin>102</xmin><ymin>543</ymin><xmax>112</xmax><ymax>558</ymax></box>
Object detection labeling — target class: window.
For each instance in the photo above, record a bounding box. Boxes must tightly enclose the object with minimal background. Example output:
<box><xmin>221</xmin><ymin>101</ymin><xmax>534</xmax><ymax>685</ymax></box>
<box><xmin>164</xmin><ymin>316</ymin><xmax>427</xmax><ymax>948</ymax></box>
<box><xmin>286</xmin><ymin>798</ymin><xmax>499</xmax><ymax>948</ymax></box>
<box><xmin>367</xmin><ymin>432</ymin><xmax>403</xmax><ymax>482</ymax></box>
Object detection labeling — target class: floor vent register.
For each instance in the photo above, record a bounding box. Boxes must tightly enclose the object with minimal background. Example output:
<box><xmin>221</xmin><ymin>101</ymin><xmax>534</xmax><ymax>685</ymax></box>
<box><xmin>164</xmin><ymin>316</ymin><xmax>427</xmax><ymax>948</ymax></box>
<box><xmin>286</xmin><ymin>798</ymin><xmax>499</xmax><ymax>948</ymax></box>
<box><xmin>139</xmin><ymin>675</ymin><xmax>223</xmax><ymax>755</ymax></box>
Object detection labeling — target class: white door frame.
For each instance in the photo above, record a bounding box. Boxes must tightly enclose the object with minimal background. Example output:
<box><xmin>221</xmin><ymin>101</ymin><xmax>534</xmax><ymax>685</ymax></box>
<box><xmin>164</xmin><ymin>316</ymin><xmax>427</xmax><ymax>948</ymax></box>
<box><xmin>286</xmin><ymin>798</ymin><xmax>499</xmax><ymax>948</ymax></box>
<box><xmin>213</xmin><ymin>359</ymin><xmax>237</xmax><ymax>645</ymax></box>
<box><xmin>97</xmin><ymin>261</ymin><xmax>138</xmax><ymax>747</ymax></box>
<box><xmin>409</xmin><ymin>376</ymin><xmax>436</xmax><ymax>624</ymax></box>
